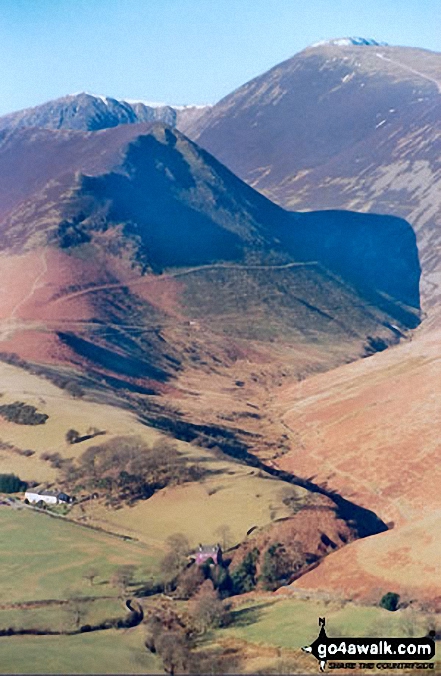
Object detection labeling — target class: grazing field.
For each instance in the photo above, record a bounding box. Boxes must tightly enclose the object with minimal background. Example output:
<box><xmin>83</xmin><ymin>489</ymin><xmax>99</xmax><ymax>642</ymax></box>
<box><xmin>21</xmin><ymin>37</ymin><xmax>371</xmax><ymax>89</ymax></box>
<box><xmin>0</xmin><ymin>362</ymin><xmax>166</xmax><ymax>481</ymax></box>
<box><xmin>0</xmin><ymin>361</ymin><xmax>298</xmax><ymax>546</ymax></box>
<box><xmin>0</xmin><ymin>627</ymin><xmax>162</xmax><ymax>674</ymax></box>
<box><xmin>81</xmin><ymin>463</ymin><xmax>296</xmax><ymax>547</ymax></box>
<box><xmin>217</xmin><ymin>596</ymin><xmax>432</xmax><ymax>649</ymax></box>
<box><xmin>0</xmin><ymin>508</ymin><xmax>159</xmax><ymax>606</ymax></box>
<box><xmin>0</xmin><ymin>360</ymin><xmax>309</xmax><ymax>552</ymax></box>
<box><xmin>0</xmin><ymin>597</ymin><xmax>125</xmax><ymax>633</ymax></box>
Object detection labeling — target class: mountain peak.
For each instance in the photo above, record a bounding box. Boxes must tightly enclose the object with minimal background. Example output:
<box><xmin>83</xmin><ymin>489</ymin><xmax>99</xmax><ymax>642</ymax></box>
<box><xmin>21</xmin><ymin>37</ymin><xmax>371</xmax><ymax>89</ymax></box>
<box><xmin>0</xmin><ymin>92</ymin><xmax>211</xmax><ymax>134</ymax></box>
<box><xmin>309</xmin><ymin>37</ymin><xmax>389</xmax><ymax>48</ymax></box>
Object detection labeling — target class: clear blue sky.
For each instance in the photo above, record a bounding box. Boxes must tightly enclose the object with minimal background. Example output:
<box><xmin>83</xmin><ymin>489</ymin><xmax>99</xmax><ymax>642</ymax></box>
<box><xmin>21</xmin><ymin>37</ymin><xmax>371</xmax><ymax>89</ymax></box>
<box><xmin>1</xmin><ymin>0</ymin><xmax>440</xmax><ymax>115</ymax></box>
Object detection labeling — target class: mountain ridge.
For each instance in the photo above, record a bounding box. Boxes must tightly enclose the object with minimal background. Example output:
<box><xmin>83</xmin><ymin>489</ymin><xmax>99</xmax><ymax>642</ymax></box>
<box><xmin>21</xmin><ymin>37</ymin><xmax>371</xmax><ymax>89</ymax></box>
<box><xmin>0</xmin><ymin>92</ymin><xmax>211</xmax><ymax>134</ymax></box>
<box><xmin>0</xmin><ymin>122</ymin><xmax>420</xmax><ymax>397</ymax></box>
<box><xmin>0</xmin><ymin>123</ymin><xmax>420</xmax><ymax>316</ymax></box>
<box><xmin>0</xmin><ymin>49</ymin><xmax>433</xmax><ymax>618</ymax></box>
<box><xmin>309</xmin><ymin>37</ymin><xmax>389</xmax><ymax>47</ymax></box>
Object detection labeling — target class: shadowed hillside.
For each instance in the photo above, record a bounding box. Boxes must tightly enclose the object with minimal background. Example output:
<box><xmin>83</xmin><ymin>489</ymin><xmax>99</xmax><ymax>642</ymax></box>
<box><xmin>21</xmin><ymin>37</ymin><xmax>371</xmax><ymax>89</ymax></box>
<box><xmin>184</xmin><ymin>41</ymin><xmax>441</xmax><ymax>315</ymax></box>
<box><xmin>0</xmin><ymin>123</ymin><xmax>420</xmax><ymax>313</ymax></box>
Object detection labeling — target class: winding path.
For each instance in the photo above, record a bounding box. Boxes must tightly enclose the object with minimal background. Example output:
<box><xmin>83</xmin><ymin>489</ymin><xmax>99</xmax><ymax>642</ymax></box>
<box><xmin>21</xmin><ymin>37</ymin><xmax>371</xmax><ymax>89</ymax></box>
<box><xmin>376</xmin><ymin>52</ymin><xmax>441</xmax><ymax>94</ymax></box>
<box><xmin>52</xmin><ymin>261</ymin><xmax>318</xmax><ymax>305</ymax></box>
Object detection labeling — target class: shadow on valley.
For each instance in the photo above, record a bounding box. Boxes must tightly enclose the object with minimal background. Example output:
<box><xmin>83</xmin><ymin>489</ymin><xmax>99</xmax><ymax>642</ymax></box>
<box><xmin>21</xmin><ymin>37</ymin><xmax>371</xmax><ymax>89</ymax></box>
<box><xmin>231</xmin><ymin>601</ymin><xmax>277</xmax><ymax>629</ymax></box>
<box><xmin>135</xmin><ymin>404</ymin><xmax>388</xmax><ymax>540</ymax></box>
<box><xmin>57</xmin><ymin>332</ymin><xmax>169</xmax><ymax>382</ymax></box>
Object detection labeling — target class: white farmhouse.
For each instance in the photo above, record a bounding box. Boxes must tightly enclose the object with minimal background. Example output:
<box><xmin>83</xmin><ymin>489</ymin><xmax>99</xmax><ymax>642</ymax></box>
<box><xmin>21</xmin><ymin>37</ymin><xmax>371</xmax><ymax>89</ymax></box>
<box><xmin>24</xmin><ymin>490</ymin><xmax>70</xmax><ymax>505</ymax></box>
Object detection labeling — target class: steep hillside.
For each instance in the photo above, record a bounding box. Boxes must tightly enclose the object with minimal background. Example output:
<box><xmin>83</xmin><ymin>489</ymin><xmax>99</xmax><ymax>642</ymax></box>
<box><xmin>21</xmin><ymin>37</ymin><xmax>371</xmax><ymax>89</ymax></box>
<box><xmin>288</xmin><ymin>511</ymin><xmax>441</xmax><ymax>608</ymax></box>
<box><xmin>0</xmin><ymin>123</ymin><xmax>420</xmax><ymax>398</ymax></box>
<box><xmin>0</xmin><ymin>92</ymin><xmax>210</xmax><ymax>134</ymax></box>
<box><xmin>171</xmin><ymin>37</ymin><xmax>441</xmax><ymax>610</ymax></box>
<box><xmin>0</xmin><ymin>123</ymin><xmax>420</xmax><ymax>308</ymax></box>
<box><xmin>258</xmin><ymin>321</ymin><xmax>441</xmax><ymax>605</ymax></box>
<box><xmin>272</xmin><ymin>325</ymin><xmax>441</xmax><ymax>524</ymax></box>
<box><xmin>184</xmin><ymin>41</ymin><xmax>441</xmax><ymax>314</ymax></box>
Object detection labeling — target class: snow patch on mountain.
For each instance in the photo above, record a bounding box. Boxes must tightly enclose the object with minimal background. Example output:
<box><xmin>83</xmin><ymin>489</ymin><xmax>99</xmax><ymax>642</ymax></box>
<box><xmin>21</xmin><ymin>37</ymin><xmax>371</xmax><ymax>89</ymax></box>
<box><xmin>310</xmin><ymin>37</ymin><xmax>389</xmax><ymax>48</ymax></box>
<box><xmin>122</xmin><ymin>99</ymin><xmax>212</xmax><ymax>110</ymax></box>
<box><xmin>71</xmin><ymin>93</ymin><xmax>212</xmax><ymax>110</ymax></box>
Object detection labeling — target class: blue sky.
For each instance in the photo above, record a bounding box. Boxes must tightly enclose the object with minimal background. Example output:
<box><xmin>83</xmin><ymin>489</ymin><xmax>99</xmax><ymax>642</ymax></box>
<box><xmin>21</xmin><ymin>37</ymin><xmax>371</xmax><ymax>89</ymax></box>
<box><xmin>1</xmin><ymin>0</ymin><xmax>440</xmax><ymax>115</ymax></box>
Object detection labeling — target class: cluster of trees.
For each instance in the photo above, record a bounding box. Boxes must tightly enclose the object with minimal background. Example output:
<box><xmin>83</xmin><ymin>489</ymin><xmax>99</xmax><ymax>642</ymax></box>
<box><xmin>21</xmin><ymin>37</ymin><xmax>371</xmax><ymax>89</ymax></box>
<box><xmin>260</xmin><ymin>541</ymin><xmax>306</xmax><ymax>591</ymax></box>
<box><xmin>160</xmin><ymin>532</ymin><xmax>308</xmax><ymax>601</ymax></box>
<box><xmin>144</xmin><ymin>590</ymin><xmax>236</xmax><ymax>675</ymax></box>
<box><xmin>160</xmin><ymin>534</ymin><xmax>233</xmax><ymax>599</ymax></box>
<box><xmin>65</xmin><ymin>427</ymin><xmax>105</xmax><ymax>445</ymax></box>
<box><xmin>148</xmin><ymin>534</ymin><xmax>310</xmax><ymax>674</ymax></box>
<box><xmin>0</xmin><ymin>402</ymin><xmax>48</xmax><ymax>425</ymax></box>
<box><xmin>0</xmin><ymin>473</ymin><xmax>27</xmax><ymax>493</ymax></box>
<box><xmin>62</xmin><ymin>436</ymin><xmax>208</xmax><ymax>506</ymax></box>
<box><xmin>223</xmin><ymin>540</ymin><xmax>307</xmax><ymax>595</ymax></box>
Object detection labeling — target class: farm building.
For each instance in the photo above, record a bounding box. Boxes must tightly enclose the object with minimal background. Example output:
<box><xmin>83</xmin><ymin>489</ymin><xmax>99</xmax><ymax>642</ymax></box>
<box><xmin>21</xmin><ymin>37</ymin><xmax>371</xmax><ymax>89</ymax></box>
<box><xmin>24</xmin><ymin>490</ymin><xmax>71</xmax><ymax>505</ymax></box>
<box><xmin>191</xmin><ymin>544</ymin><xmax>222</xmax><ymax>566</ymax></box>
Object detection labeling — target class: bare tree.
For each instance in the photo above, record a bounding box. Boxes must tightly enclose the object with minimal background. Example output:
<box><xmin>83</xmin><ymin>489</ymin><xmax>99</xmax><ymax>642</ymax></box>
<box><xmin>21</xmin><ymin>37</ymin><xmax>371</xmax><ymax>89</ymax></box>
<box><xmin>83</xmin><ymin>567</ymin><xmax>98</xmax><ymax>587</ymax></box>
<box><xmin>111</xmin><ymin>564</ymin><xmax>136</xmax><ymax>597</ymax></box>
<box><xmin>65</xmin><ymin>590</ymin><xmax>88</xmax><ymax>630</ymax></box>
<box><xmin>176</xmin><ymin>564</ymin><xmax>205</xmax><ymax>599</ymax></box>
<box><xmin>400</xmin><ymin>606</ymin><xmax>423</xmax><ymax>638</ymax></box>
<box><xmin>214</xmin><ymin>524</ymin><xmax>233</xmax><ymax>550</ymax></box>
<box><xmin>166</xmin><ymin>533</ymin><xmax>190</xmax><ymax>555</ymax></box>
<box><xmin>155</xmin><ymin>631</ymin><xmax>190</xmax><ymax>675</ymax></box>
<box><xmin>189</xmin><ymin>580</ymin><xmax>230</xmax><ymax>634</ymax></box>
<box><xmin>161</xmin><ymin>533</ymin><xmax>191</xmax><ymax>592</ymax></box>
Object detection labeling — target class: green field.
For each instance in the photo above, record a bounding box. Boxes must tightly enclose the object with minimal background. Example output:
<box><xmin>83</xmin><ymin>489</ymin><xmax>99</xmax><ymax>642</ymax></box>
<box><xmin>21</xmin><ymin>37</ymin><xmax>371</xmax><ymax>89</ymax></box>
<box><xmin>0</xmin><ymin>509</ymin><xmax>163</xmax><ymax>673</ymax></box>
<box><xmin>0</xmin><ymin>597</ymin><xmax>125</xmax><ymax>633</ymax></box>
<box><xmin>0</xmin><ymin>627</ymin><xmax>162</xmax><ymax>674</ymax></box>
<box><xmin>217</xmin><ymin>596</ymin><xmax>433</xmax><ymax>649</ymax></box>
<box><xmin>84</xmin><ymin>464</ymin><xmax>297</xmax><ymax>548</ymax></box>
<box><xmin>0</xmin><ymin>508</ymin><xmax>160</xmax><ymax>605</ymax></box>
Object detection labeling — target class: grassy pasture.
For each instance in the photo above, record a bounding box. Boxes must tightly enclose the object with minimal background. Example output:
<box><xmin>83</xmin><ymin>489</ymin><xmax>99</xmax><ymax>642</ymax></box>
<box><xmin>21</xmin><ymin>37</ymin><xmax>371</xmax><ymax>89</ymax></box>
<box><xmin>0</xmin><ymin>508</ymin><xmax>159</xmax><ymax>606</ymax></box>
<box><xmin>0</xmin><ymin>596</ymin><xmax>128</xmax><ymax>633</ymax></box>
<box><xmin>76</xmin><ymin>462</ymin><xmax>298</xmax><ymax>548</ymax></box>
<box><xmin>0</xmin><ymin>362</ymin><xmax>165</xmax><ymax>481</ymax></box>
<box><xmin>0</xmin><ymin>361</ymin><xmax>303</xmax><ymax>552</ymax></box>
<box><xmin>218</xmin><ymin>596</ymin><xmax>433</xmax><ymax>650</ymax></box>
<box><xmin>0</xmin><ymin>626</ymin><xmax>161</xmax><ymax>674</ymax></box>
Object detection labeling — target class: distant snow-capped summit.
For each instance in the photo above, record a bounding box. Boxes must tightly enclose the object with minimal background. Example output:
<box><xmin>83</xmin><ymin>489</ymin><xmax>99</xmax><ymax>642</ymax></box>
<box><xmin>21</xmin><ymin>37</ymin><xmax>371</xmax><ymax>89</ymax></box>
<box><xmin>310</xmin><ymin>37</ymin><xmax>389</xmax><ymax>48</ymax></box>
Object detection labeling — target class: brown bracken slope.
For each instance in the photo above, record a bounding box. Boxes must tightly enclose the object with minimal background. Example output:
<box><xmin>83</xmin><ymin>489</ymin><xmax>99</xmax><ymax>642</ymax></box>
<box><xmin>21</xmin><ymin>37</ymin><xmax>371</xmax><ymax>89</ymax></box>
<box><xmin>269</xmin><ymin>325</ymin><xmax>441</xmax><ymax>604</ymax></box>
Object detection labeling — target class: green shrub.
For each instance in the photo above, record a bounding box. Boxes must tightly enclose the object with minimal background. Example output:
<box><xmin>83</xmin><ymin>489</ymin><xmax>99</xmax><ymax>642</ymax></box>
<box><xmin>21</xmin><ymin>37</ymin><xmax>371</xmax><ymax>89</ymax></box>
<box><xmin>380</xmin><ymin>592</ymin><xmax>400</xmax><ymax>611</ymax></box>
<box><xmin>260</xmin><ymin>540</ymin><xmax>305</xmax><ymax>591</ymax></box>
<box><xmin>230</xmin><ymin>548</ymin><xmax>259</xmax><ymax>594</ymax></box>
